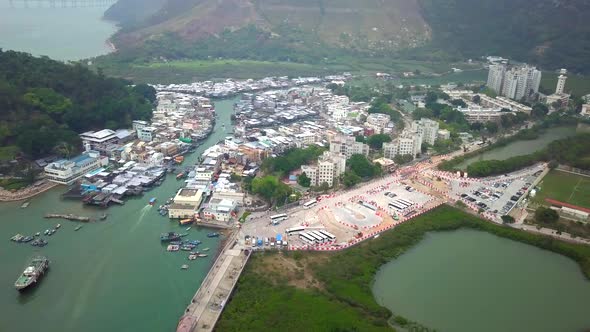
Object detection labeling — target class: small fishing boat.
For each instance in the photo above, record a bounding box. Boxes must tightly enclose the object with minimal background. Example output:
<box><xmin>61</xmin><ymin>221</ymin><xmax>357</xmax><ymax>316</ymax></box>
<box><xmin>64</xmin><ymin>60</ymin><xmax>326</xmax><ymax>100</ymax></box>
<box><xmin>35</xmin><ymin>232</ymin><xmax>40</xmax><ymax>237</ymax></box>
<box><xmin>188</xmin><ymin>240</ymin><xmax>201</xmax><ymax>245</ymax></box>
<box><xmin>44</xmin><ymin>229</ymin><xmax>50</xmax><ymax>236</ymax></box>
<box><xmin>181</xmin><ymin>245</ymin><xmax>194</xmax><ymax>251</ymax></box>
<box><xmin>99</xmin><ymin>213</ymin><xmax>107</xmax><ymax>220</ymax></box>
<box><xmin>160</xmin><ymin>232</ymin><xmax>181</xmax><ymax>242</ymax></box>
<box><xmin>31</xmin><ymin>238</ymin><xmax>48</xmax><ymax>247</ymax></box>
<box><xmin>181</xmin><ymin>264</ymin><xmax>189</xmax><ymax>270</ymax></box>
<box><xmin>22</xmin><ymin>236</ymin><xmax>34</xmax><ymax>243</ymax></box>
<box><xmin>149</xmin><ymin>197</ymin><xmax>157</xmax><ymax>206</ymax></box>
<box><xmin>188</xmin><ymin>254</ymin><xmax>197</xmax><ymax>260</ymax></box>
<box><xmin>186</xmin><ymin>226</ymin><xmax>191</xmax><ymax>231</ymax></box>
<box><xmin>176</xmin><ymin>172</ymin><xmax>185</xmax><ymax>180</ymax></box>
<box><xmin>74</xmin><ymin>225</ymin><xmax>83</xmax><ymax>231</ymax></box>
<box><xmin>167</xmin><ymin>245</ymin><xmax>180</xmax><ymax>252</ymax></box>
<box><xmin>20</xmin><ymin>201</ymin><xmax>30</xmax><ymax>208</ymax></box>
<box><xmin>207</xmin><ymin>232</ymin><xmax>219</xmax><ymax>238</ymax></box>
<box><xmin>197</xmin><ymin>254</ymin><xmax>208</xmax><ymax>257</ymax></box>
<box><xmin>179</xmin><ymin>218</ymin><xmax>193</xmax><ymax>226</ymax></box>
<box><xmin>11</xmin><ymin>234</ymin><xmax>25</xmax><ymax>242</ymax></box>
<box><xmin>56</xmin><ymin>224</ymin><xmax>61</xmax><ymax>229</ymax></box>
<box><xmin>201</xmin><ymin>248</ymin><xmax>210</xmax><ymax>251</ymax></box>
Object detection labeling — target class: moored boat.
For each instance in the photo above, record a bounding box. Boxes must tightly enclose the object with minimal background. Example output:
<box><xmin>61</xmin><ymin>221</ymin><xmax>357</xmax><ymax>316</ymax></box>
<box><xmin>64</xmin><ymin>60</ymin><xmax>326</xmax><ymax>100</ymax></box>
<box><xmin>74</xmin><ymin>225</ymin><xmax>83</xmax><ymax>231</ymax></box>
<box><xmin>179</xmin><ymin>218</ymin><xmax>193</xmax><ymax>226</ymax></box>
<box><xmin>15</xmin><ymin>256</ymin><xmax>49</xmax><ymax>291</ymax></box>
<box><xmin>197</xmin><ymin>254</ymin><xmax>208</xmax><ymax>257</ymax></box>
<box><xmin>21</xmin><ymin>201</ymin><xmax>30</xmax><ymax>208</ymax></box>
<box><xmin>201</xmin><ymin>248</ymin><xmax>210</xmax><ymax>251</ymax></box>
<box><xmin>160</xmin><ymin>232</ymin><xmax>182</xmax><ymax>242</ymax></box>
<box><xmin>207</xmin><ymin>232</ymin><xmax>219</xmax><ymax>238</ymax></box>
<box><xmin>181</xmin><ymin>264</ymin><xmax>189</xmax><ymax>270</ymax></box>
<box><xmin>186</xmin><ymin>226</ymin><xmax>191</xmax><ymax>231</ymax></box>
<box><xmin>167</xmin><ymin>245</ymin><xmax>180</xmax><ymax>252</ymax></box>
<box><xmin>149</xmin><ymin>197</ymin><xmax>157</xmax><ymax>206</ymax></box>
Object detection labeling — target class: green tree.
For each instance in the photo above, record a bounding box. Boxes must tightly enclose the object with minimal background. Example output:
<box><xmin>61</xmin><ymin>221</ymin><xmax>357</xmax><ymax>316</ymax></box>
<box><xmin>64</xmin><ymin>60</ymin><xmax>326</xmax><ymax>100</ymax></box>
<box><xmin>297</xmin><ymin>172</ymin><xmax>311</xmax><ymax>187</ymax></box>
<box><xmin>532</xmin><ymin>103</ymin><xmax>549</xmax><ymax>118</ymax></box>
<box><xmin>251</xmin><ymin>175</ymin><xmax>292</xmax><ymax>206</ymax></box>
<box><xmin>341</xmin><ymin>171</ymin><xmax>361</xmax><ymax>188</ymax></box>
<box><xmin>535</xmin><ymin>207</ymin><xmax>559</xmax><ymax>224</ymax></box>
<box><xmin>366</xmin><ymin>134</ymin><xmax>392</xmax><ymax>149</ymax></box>
<box><xmin>348</xmin><ymin>154</ymin><xmax>380</xmax><ymax>178</ymax></box>
<box><xmin>501</xmin><ymin>215</ymin><xmax>516</xmax><ymax>224</ymax></box>
<box><xmin>393</xmin><ymin>154</ymin><xmax>414</xmax><ymax>164</ymax></box>
<box><xmin>485</xmin><ymin>122</ymin><xmax>499</xmax><ymax>134</ymax></box>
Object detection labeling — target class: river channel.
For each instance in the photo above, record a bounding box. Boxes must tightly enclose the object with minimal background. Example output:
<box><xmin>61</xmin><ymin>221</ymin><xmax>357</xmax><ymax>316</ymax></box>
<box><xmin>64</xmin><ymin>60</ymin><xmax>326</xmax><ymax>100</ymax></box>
<box><xmin>456</xmin><ymin>126</ymin><xmax>577</xmax><ymax>169</ymax></box>
<box><xmin>372</xmin><ymin>229</ymin><xmax>590</xmax><ymax>332</ymax></box>
<box><xmin>0</xmin><ymin>0</ymin><xmax>117</xmax><ymax>60</ymax></box>
<box><xmin>0</xmin><ymin>97</ymin><xmax>239</xmax><ymax>332</ymax></box>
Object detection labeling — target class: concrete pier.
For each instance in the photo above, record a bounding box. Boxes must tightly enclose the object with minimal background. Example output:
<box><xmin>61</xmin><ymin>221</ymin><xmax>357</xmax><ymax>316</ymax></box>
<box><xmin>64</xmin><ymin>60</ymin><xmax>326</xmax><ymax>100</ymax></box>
<box><xmin>177</xmin><ymin>232</ymin><xmax>250</xmax><ymax>332</ymax></box>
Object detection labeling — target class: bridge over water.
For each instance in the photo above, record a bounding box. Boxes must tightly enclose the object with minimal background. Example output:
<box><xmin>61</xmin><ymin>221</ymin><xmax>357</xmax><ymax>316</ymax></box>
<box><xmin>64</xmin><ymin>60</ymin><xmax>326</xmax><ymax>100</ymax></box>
<box><xmin>8</xmin><ymin>0</ymin><xmax>116</xmax><ymax>8</ymax></box>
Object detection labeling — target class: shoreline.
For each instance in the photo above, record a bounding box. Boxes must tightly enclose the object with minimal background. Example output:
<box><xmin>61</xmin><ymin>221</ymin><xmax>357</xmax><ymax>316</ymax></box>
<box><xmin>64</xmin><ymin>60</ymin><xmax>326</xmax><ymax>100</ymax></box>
<box><xmin>0</xmin><ymin>181</ymin><xmax>58</xmax><ymax>202</ymax></box>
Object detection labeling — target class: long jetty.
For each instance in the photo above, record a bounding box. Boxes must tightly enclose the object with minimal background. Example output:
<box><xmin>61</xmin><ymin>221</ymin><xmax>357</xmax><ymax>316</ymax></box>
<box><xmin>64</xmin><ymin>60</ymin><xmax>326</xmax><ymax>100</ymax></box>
<box><xmin>44</xmin><ymin>214</ymin><xmax>90</xmax><ymax>222</ymax></box>
<box><xmin>177</xmin><ymin>231</ymin><xmax>250</xmax><ymax>332</ymax></box>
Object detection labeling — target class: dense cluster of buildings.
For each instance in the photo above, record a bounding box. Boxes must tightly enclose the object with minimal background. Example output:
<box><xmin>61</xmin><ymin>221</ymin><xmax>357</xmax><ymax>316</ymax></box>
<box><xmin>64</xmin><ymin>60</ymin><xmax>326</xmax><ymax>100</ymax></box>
<box><xmin>44</xmin><ymin>92</ymin><xmax>217</xmax><ymax>207</ymax></box>
<box><xmin>151</xmin><ymin>75</ymin><xmax>349</xmax><ymax>98</ymax></box>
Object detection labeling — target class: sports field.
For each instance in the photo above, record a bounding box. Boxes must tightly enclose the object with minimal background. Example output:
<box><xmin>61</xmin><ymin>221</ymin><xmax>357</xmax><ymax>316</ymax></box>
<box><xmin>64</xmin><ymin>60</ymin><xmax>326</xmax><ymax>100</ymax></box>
<box><xmin>534</xmin><ymin>170</ymin><xmax>590</xmax><ymax>209</ymax></box>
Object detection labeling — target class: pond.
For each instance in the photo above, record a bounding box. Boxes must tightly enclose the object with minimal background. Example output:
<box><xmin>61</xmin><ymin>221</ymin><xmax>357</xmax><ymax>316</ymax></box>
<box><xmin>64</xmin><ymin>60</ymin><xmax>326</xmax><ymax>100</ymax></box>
<box><xmin>372</xmin><ymin>229</ymin><xmax>590</xmax><ymax>332</ymax></box>
<box><xmin>456</xmin><ymin>126</ymin><xmax>577</xmax><ymax>169</ymax></box>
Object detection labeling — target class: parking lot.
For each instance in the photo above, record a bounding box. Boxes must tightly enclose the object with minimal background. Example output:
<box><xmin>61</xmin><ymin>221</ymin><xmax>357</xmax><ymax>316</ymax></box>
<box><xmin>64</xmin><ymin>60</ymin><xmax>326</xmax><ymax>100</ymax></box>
<box><xmin>449</xmin><ymin>164</ymin><xmax>544</xmax><ymax>218</ymax></box>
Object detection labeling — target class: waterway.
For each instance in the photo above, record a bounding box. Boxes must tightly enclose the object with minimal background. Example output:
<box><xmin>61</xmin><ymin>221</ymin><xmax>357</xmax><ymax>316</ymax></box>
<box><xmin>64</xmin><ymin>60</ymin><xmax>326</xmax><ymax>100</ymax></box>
<box><xmin>0</xmin><ymin>0</ymin><xmax>117</xmax><ymax>60</ymax></box>
<box><xmin>372</xmin><ymin>229</ymin><xmax>590</xmax><ymax>332</ymax></box>
<box><xmin>0</xmin><ymin>97</ymin><xmax>239</xmax><ymax>332</ymax></box>
<box><xmin>456</xmin><ymin>126</ymin><xmax>577</xmax><ymax>169</ymax></box>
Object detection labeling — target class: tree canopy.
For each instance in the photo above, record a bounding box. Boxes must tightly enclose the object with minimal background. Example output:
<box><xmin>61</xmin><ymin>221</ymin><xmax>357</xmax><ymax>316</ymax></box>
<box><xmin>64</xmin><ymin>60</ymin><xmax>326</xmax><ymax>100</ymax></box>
<box><xmin>0</xmin><ymin>50</ymin><xmax>155</xmax><ymax>157</ymax></box>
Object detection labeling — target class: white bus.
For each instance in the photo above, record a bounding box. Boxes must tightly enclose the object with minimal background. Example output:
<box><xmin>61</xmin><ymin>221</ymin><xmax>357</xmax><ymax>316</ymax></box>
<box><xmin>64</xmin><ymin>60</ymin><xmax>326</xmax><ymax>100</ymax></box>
<box><xmin>360</xmin><ymin>201</ymin><xmax>377</xmax><ymax>211</ymax></box>
<box><xmin>299</xmin><ymin>233</ymin><xmax>316</xmax><ymax>244</ymax></box>
<box><xmin>318</xmin><ymin>230</ymin><xmax>336</xmax><ymax>242</ymax></box>
<box><xmin>397</xmin><ymin>198</ymin><xmax>413</xmax><ymax>206</ymax></box>
<box><xmin>270</xmin><ymin>214</ymin><xmax>288</xmax><ymax>224</ymax></box>
<box><xmin>310</xmin><ymin>231</ymin><xmax>328</xmax><ymax>243</ymax></box>
<box><xmin>395</xmin><ymin>201</ymin><xmax>411</xmax><ymax>209</ymax></box>
<box><xmin>305</xmin><ymin>231</ymin><xmax>324</xmax><ymax>244</ymax></box>
<box><xmin>389</xmin><ymin>202</ymin><xmax>405</xmax><ymax>211</ymax></box>
<box><xmin>303</xmin><ymin>199</ymin><xmax>318</xmax><ymax>209</ymax></box>
<box><xmin>286</xmin><ymin>226</ymin><xmax>306</xmax><ymax>235</ymax></box>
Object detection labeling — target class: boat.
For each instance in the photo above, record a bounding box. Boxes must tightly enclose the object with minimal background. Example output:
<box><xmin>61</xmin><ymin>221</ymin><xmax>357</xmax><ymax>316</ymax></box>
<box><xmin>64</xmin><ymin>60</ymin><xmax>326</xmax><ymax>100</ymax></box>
<box><xmin>373</xmin><ymin>234</ymin><xmax>380</xmax><ymax>239</ymax></box>
<box><xmin>207</xmin><ymin>232</ymin><xmax>220</xmax><ymax>238</ymax></box>
<box><xmin>99</xmin><ymin>213</ymin><xmax>107</xmax><ymax>220</ymax></box>
<box><xmin>181</xmin><ymin>264</ymin><xmax>189</xmax><ymax>270</ymax></box>
<box><xmin>197</xmin><ymin>254</ymin><xmax>208</xmax><ymax>257</ymax></box>
<box><xmin>11</xmin><ymin>234</ymin><xmax>25</xmax><ymax>242</ymax></box>
<box><xmin>14</xmin><ymin>256</ymin><xmax>49</xmax><ymax>291</ymax></box>
<box><xmin>167</xmin><ymin>245</ymin><xmax>180</xmax><ymax>252</ymax></box>
<box><xmin>21</xmin><ymin>201</ymin><xmax>30</xmax><ymax>208</ymax></box>
<box><xmin>188</xmin><ymin>254</ymin><xmax>197</xmax><ymax>260</ymax></box>
<box><xmin>44</xmin><ymin>230</ymin><xmax>50</xmax><ymax>236</ymax></box>
<box><xmin>170</xmin><ymin>241</ymin><xmax>182</xmax><ymax>245</ymax></box>
<box><xmin>47</xmin><ymin>229</ymin><xmax>56</xmax><ymax>236</ymax></box>
<box><xmin>35</xmin><ymin>232</ymin><xmax>40</xmax><ymax>237</ymax></box>
<box><xmin>186</xmin><ymin>227</ymin><xmax>191</xmax><ymax>231</ymax></box>
<box><xmin>180</xmin><ymin>245</ymin><xmax>194</xmax><ymax>251</ymax></box>
<box><xmin>56</xmin><ymin>224</ymin><xmax>61</xmax><ymax>229</ymax></box>
<box><xmin>179</xmin><ymin>218</ymin><xmax>193</xmax><ymax>226</ymax></box>
<box><xmin>74</xmin><ymin>225</ymin><xmax>83</xmax><ymax>231</ymax></box>
<box><xmin>160</xmin><ymin>232</ymin><xmax>182</xmax><ymax>242</ymax></box>
<box><xmin>188</xmin><ymin>240</ymin><xmax>201</xmax><ymax>245</ymax></box>
<box><xmin>159</xmin><ymin>210</ymin><xmax>168</xmax><ymax>216</ymax></box>
<box><xmin>149</xmin><ymin>198</ymin><xmax>157</xmax><ymax>206</ymax></box>
<box><xmin>201</xmin><ymin>248</ymin><xmax>210</xmax><ymax>251</ymax></box>
<box><xmin>21</xmin><ymin>236</ymin><xmax>33</xmax><ymax>243</ymax></box>
<box><xmin>30</xmin><ymin>238</ymin><xmax>48</xmax><ymax>247</ymax></box>
<box><xmin>174</xmin><ymin>155</ymin><xmax>184</xmax><ymax>164</ymax></box>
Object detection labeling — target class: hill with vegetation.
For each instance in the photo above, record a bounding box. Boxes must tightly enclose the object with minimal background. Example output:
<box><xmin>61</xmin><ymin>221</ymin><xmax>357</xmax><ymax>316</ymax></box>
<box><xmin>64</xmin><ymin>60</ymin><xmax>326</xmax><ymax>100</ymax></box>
<box><xmin>102</xmin><ymin>0</ymin><xmax>590</xmax><ymax>74</ymax></box>
<box><xmin>416</xmin><ymin>0</ymin><xmax>590</xmax><ymax>74</ymax></box>
<box><xmin>102</xmin><ymin>0</ymin><xmax>430</xmax><ymax>63</ymax></box>
<box><xmin>0</xmin><ymin>50</ymin><xmax>155</xmax><ymax>159</ymax></box>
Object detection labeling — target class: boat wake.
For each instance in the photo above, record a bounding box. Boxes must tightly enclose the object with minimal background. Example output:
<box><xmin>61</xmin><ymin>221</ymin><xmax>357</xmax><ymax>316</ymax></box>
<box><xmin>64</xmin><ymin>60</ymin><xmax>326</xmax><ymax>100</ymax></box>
<box><xmin>131</xmin><ymin>205</ymin><xmax>152</xmax><ymax>232</ymax></box>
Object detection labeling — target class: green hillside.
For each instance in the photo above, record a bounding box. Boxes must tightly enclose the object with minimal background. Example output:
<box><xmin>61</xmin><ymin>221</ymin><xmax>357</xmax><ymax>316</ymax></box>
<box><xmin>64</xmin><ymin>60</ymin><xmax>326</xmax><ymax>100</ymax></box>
<box><xmin>0</xmin><ymin>50</ymin><xmax>154</xmax><ymax>158</ymax></box>
<box><xmin>102</xmin><ymin>0</ymin><xmax>590</xmax><ymax>74</ymax></box>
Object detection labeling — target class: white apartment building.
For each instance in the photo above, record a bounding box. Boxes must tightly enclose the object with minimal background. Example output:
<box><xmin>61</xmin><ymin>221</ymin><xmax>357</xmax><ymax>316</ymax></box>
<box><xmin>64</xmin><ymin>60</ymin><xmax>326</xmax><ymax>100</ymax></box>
<box><xmin>138</xmin><ymin>126</ymin><xmax>157</xmax><ymax>142</ymax></box>
<box><xmin>329</xmin><ymin>135</ymin><xmax>369</xmax><ymax>159</ymax></box>
<box><xmin>412</xmin><ymin>118</ymin><xmax>439</xmax><ymax>145</ymax></box>
<box><xmin>383</xmin><ymin>133</ymin><xmax>421</xmax><ymax>159</ymax></box>
<box><xmin>80</xmin><ymin>129</ymin><xmax>118</xmax><ymax>154</ymax></box>
<box><xmin>437</xmin><ymin>129</ymin><xmax>451</xmax><ymax>141</ymax></box>
<box><xmin>487</xmin><ymin>63</ymin><xmax>506</xmax><ymax>93</ymax></box>
<box><xmin>44</xmin><ymin>150</ymin><xmax>109</xmax><ymax>185</ymax></box>
<box><xmin>487</xmin><ymin>63</ymin><xmax>541</xmax><ymax>100</ymax></box>
<box><xmin>460</xmin><ymin>108</ymin><xmax>507</xmax><ymax>124</ymax></box>
<box><xmin>301</xmin><ymin>152</ymin><xmax>345</xmax><ymax>187</ymax></box>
